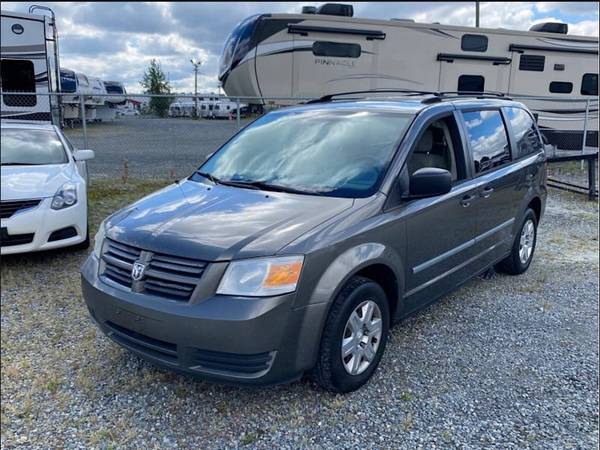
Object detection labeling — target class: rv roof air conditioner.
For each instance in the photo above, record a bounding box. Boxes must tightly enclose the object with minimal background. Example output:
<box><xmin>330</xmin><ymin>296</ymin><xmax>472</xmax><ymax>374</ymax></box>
<box><xmin>529</xmin><ymin>22</ymin><xmax>568</xmax><ymax>34</ymax></box>
<box><xmin>315</xmin><ymin>3</ymin><xmax>354</xmax><ymax>17</ymax></box>
<box><xmin>301</xmin><ymin>6</ymin><xmax>317</xmax><ymax>14</ymax></box>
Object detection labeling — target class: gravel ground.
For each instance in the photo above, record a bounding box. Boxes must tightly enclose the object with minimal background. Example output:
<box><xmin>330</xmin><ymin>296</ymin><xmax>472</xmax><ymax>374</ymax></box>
<box><xmin>63</xmin><ymin>117</ymin><xmax>252</xmax><ymax>180</ymax></box>
<box><xmin>1</xmin><ymin>182</ymin><xmax>598</xmax><ymax>449</ymax></box>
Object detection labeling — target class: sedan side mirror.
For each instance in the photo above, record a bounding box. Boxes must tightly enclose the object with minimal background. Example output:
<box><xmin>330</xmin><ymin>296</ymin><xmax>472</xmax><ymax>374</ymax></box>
<box><xmin>74</xmin><ymin>149</ymin><xmax>95</xmax><ymax>161</ymax></box>
<box><xmin>406</xmin><ymin>167</ymin><xmax>452</xmax><ymax>198</ymax></box>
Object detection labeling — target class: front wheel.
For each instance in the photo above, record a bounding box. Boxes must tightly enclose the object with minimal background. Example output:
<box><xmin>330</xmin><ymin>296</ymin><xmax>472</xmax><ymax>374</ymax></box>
<box><xmin>496</xmin><ymin>209</ymin><xmax>537</xmax><ymax>275</ymax></box>
<box><xmin>312</xmin><ymin>276</ymin><xmax>390</xmax><ymax>393</ymax></box>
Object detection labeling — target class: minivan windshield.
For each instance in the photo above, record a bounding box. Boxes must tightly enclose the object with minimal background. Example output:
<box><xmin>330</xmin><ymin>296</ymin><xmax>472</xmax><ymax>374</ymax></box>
<box><xmin>1</xmin><ymin>128</ymin><xmax>68</xmax><ymax>166</ymax></box>
<box><xmin>196</xmin><ymin>109</ymin><xmax>412</xmax><ymax>198</ymax></box>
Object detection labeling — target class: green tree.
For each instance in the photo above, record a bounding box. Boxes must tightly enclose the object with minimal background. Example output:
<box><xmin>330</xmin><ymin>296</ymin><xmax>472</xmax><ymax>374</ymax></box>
<box><xmin>140</xmin><ymin>59</ymin><xmax>174</xmax><ymax>117</ymax></box>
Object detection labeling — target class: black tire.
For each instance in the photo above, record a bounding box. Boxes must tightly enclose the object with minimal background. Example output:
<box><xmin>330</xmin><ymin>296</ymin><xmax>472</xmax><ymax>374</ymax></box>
<box><xmin>312</xmin><ymin>276</ymin><xmax>390</xmax><ymax>393</ymax></box>
<box><xmin>496</xmin><ymin>208</ymin><xmax>537</xmax><ymax>275</ymax></box>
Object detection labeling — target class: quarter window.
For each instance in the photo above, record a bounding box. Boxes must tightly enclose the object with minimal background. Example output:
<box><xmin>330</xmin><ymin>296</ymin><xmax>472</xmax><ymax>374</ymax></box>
<box><xmin>519</xmin><ymin>54</ymin><xmax>545</xmax><ymax>72</ymax></box>
<box><xmin>312</xmin><ymin>41</ymin><xmax>361</xmax><ymax>58</ymax></box>
<box><xmin>461</xmin><ymin>34</ymin><xmax>488</xmax><ymax>52</ymax></box>
<box><xmin>458</xmin><ymin>75</ymin><xmax>485</xmax><ymax>93</ymax></box>
<box><xmin>1</xmin><ymin>59</ymin><xmax>36</xmax><ymax>107</ymax></box>
<box><xmin>581</xmin><ymin>73</ymin><xmax>598</xmax><ymax>96</ymax></box>
<box><xmin>504</xmin><ymin>107</ymin><xmax>543</xmax><ymax>159</ymax></box>
<box><xmin>549</xmin><ymin>81</ymin><xmax>573</xmax><ymax>94</ymax></box>
<box><xmin>462</xmin><ymin>110</ymin><xmax>511</xmax><ymax>174</ymax></box>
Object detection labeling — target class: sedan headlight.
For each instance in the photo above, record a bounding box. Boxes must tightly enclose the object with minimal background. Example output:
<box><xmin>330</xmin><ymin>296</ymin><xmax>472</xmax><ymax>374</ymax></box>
<box><xmin>51</xmin><ymin>182</ymin><xmax>78</xmax><ymax>210</ymax></box>
<box><xmin>93</xmin><ymin>220</ymin><xmax>107</xmax><ymax>258</ymax></box>
<box><xmin>217</xmin><ymin>256</ymin><xmax>304</xmax><ymax>297</ymax></box>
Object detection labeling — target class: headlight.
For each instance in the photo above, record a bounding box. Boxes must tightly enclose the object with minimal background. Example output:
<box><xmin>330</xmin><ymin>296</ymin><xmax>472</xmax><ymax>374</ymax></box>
<box><xmin>51</xmin><ymin>182</ymin><xmax>78</xmax><ymax>210</ymax></box>
<box><xmin>93</xmin><ymin>220</ymin><xmax>106</xmax><ymax>258</ymax></box>
<box><xmin>217</xmin><ymin>255</ymin><xmax>304</xmax><ymax>297</ymax></box>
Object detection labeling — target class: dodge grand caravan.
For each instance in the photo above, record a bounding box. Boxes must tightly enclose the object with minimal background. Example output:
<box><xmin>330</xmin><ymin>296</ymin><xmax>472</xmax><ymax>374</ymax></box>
<box><xmin>81</xmin><ymin>93</ymin><xmax>547</xmax><ymax>392</ymax></box>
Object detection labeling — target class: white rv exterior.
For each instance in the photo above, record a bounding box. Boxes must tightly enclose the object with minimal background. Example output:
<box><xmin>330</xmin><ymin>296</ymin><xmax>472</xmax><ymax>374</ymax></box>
<box><xmin>169</xmin><ymin>96</ymin><xmax>244</xmax><ymax>119</ymax></box>
<box><xmin>219</xmin><ymin>10</ymin><xmax>599</xmax><ymax>149</ymax></box>
<box><xmin>1</xmin><ymin>9</ymin><xmax>60</xmax><ymax>123</ymax></box>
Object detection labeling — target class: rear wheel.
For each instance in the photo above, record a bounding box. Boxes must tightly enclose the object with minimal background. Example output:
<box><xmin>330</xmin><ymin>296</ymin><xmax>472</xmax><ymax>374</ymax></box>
<box><xmin>496</xmin><ymin>209</ymin><xmax>537</xmax><ymax>275</ymax></box>
<box><xmin>312</xmin><ymin>276</ymin><xmax>390</xmax><ymax>393</ymax></box>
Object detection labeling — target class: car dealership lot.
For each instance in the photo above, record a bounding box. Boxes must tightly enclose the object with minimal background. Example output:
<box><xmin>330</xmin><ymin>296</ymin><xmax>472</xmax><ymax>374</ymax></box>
<box><xmin>1</xmin><ymin>181</ymin><xmax>598</xmax><ymax>449</ymax></box>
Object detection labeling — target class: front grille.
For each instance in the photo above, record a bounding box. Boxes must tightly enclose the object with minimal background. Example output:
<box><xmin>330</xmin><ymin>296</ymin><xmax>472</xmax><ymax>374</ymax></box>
<box><xmin>0</xmin><ymin>228</ymin><xmax>34</xmax><ymax>247</ymax></box>
<box><xmin>100</xmin><ymin>238</ymin><xmax>206</xmax><ymax>302</ymax></box>
<box><xmin>101</xmin><ymin>239</ymin><xmax>141</xmax><ymax>288</ymax></box>
<box><xmin>105</xmin><ymin>321</ymin><xmax>177</xmax><ymax>363</ymax></box>
<box><xmin>0</xmin><ymin>199</ymin><xmax>41</xmax><ymax>219</ymax></box>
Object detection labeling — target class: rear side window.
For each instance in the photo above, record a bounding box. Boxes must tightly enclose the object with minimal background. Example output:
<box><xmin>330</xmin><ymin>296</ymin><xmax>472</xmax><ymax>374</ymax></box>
<box><xmin>581</xmin><ymin>73</ymin><xmax>598</xmax><ymax>95</ymax></box>
<box><xmin>519</xmin><ymin>54</ymin><xmax>545</xmax><ymax>72</ymax></box>
<box><xmin>461</xmin><ymin>34</ymin><xmax>488</xmax><ymax>52</ymax></box>
<box><xmin>504</xmin><ymin>107</ymin><xmax>543</xmax><ymax>159</ymax></box>
<box><xmin>1</xmin><ymin>59</ymin><xmax>36</xmax><ymax>107</ymax></box>
<box><xmin>549</xmin><ymin>81</ymin><xmax>573</xmax><ymax>94</ymax></box>
<box><xmin>312</xmin><ymin>41</ymin><xmax>361</xmax><ymax>58</ymax></box>
<box><xmin>462</xmin><ymin>110</ymin><xmax>511</xmax><ymax>174</ymax></box>
<box><xmin>458</xmin><ymin>75</ymin><xmax>485</xmax><ymax>93</ymax></box>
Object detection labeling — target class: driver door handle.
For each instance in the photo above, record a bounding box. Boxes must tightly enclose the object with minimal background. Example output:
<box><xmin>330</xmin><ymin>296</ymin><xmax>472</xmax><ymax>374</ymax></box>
<box><xmin>481</xmin><ymin>186</ymin><xmax>494</xmax><ymax>198</ymax></box>
<box><xmin>461</xmin><ymin>194</ymin><xmax>476</xmax><ymax>207</ymax></box>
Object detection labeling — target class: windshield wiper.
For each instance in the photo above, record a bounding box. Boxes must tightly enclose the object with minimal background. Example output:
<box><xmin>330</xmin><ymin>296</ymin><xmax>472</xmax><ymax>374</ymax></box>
<box><xmin>224</xmin><ymin>179</ymin><xmax>312</xmax><ymax>194</ymax></box>
<box><xmin>194</xmin><ymin>171</ymin><xmax>221</xmax><ymax>185</ymax></box>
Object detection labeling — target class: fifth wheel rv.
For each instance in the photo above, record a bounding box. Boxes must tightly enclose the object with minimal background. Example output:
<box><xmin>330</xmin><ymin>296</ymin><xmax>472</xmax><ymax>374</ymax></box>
<box><xmin>1</xmin><ymin>6</ymin><xmax>60</xmax><ymax>123</ymax></box>
<box><xmin>219</xmin><ymin>3</ymin><xmax>599</xmax><ymax>150</ymax></box>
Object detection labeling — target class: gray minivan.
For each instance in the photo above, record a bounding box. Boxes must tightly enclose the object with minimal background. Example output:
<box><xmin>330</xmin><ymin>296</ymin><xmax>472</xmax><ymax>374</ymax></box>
<box><xmin>81</xmin><ymin>93</ymin><xmax>547</xmax><ymax>392</ymax></box>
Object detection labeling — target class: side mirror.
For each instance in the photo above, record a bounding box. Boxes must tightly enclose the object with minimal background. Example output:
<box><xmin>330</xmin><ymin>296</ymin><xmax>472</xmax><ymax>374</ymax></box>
<box><xmin>407</xmin><ymin>167</ymin><xmax>452</xmax><ymax>198</ymax></box>
<box><xmin>74</xmin><ymin>149</ymin><xmax>95</xmax><ymax>161</ymax></box>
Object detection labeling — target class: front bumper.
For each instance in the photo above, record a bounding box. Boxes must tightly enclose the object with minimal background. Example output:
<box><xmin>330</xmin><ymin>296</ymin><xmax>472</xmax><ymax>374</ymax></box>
<box><xmin>1</xmin><ymin>197</ymin><xmax>87</xmax><ymax>255</ymax></box>
<box><xmin>81</xmin><ymin>255</ymin><xmax>327</xmax><ymax>385</ymax></box>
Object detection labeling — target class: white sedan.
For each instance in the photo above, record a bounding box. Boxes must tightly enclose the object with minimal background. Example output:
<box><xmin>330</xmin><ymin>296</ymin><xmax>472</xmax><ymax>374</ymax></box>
<box><xmin>1</xmin><ymin>122</ymin><xmax>94</xmax><ymax>254</ymax></box>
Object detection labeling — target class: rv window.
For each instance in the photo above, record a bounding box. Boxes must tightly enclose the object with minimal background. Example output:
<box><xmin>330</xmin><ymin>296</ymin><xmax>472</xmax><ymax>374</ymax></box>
<box><xmin>549</xmin><ymin>81</ymin><xmax>573</xmax><ymax>94</ymax></box>
<box><xmin>1</xmin><ymin>59</ymin><xmax>36</xmax><ymax>107</ymax></box>
<box><xmin>581</xmin><ymin>73</ymin><xmax>598</xmax><ymax>96</ymax></box>
<box><xmin>312</xmin><ymin>42</ymin><xmax>361</xmax><ymax>58</ymax></box>
<box><xmin>504</xmin><ymin>107</ymin><xmax>543</xmax><ymax>159</ymax></box>
<box><xmin>462</xmin><ymin>110</ymin><xmax>511</xmax><ymax>174</ymax></box>
<box><xmin>461</xmin><ymin>34</ymin><xmax>488</xmax><ymax>52</ymax></box>
<box><xmin>519</xmin><ymin>54</ymin><xmax>545</xmax><ymax>72</ymax></box>
<box><xmin>458</xmin><ymin>75</ymin><xmax>485</xmax><ymax>93</ymax></box>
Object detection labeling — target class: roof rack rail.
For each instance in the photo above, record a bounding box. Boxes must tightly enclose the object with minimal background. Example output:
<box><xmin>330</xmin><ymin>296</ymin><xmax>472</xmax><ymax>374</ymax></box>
<box><xmin>437</xmin><ymin>91</ymin><xmax>513</xmax><ymax>100</ymax></box>
<box><xmin>305</xmin><ymin>89</ymin><xmax>440</xmax><ymax>104</ymax></box>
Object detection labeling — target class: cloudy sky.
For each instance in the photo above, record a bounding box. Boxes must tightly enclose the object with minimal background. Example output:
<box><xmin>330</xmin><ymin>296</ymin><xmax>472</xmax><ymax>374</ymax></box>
<box><xmin>3</xmin><ymin>2</ymin><xmax>599</xmax><ymax>93</ymax></box>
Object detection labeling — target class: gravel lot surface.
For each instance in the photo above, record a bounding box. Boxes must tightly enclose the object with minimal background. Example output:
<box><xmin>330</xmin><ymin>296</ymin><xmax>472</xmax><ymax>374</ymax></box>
<box><xmin>1</xmin><ymin>181</ymin><xmax>598</xmax><ymax>449</ymax></box>
<box><xmin>64</xmin><ymin>117</ymin><xmax>252</xmax><ymax>180</ymax></box>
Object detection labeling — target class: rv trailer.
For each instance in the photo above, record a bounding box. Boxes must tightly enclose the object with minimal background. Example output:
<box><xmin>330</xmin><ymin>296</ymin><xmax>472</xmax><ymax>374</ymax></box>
<box><xmin>219</xmin><ymin>3</ymin><xmax>599</xmax><ymax>149</ymax></box>
<box><xmin>1</xmin><ymin>7</ymin><xmax>61</xmax><ymax>123</ymax></box>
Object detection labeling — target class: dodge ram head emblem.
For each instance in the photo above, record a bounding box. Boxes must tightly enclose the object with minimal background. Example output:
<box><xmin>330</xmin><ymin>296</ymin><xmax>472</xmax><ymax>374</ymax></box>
<box><xmin>131</xmin><ymin>261</ymin><xmax>146</xmax><ymax>281</ymax></box>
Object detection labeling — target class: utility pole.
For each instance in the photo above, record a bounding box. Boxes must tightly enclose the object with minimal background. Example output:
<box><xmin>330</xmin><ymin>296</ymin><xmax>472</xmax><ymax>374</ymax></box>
<box><xmin>475</xmin><ymin>1</ymin><xmax>480</xmax><ymax>27</ymax></box>
<box><xmin>190</xmin><ymin>58</ymin><xmax>203</xmax><ymax>118</ymax></box>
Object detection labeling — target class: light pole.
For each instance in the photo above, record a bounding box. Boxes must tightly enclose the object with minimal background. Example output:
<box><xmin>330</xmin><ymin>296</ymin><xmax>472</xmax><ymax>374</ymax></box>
<box><xmin>190</xmin><ymin>58</ymin><xmax>203</xmax><ymax>118</ymax></box>
<box><xmin>475</xmin><ymin>1</ymin><xmax>480</xmax><ymax>27</ymax></box>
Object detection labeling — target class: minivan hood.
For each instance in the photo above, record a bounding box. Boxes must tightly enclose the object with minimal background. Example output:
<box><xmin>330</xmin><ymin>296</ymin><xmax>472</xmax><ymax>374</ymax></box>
<box><xmin>107</xmin><ymin>179</ymin><xmax>353</xmax><ymax>261</ymax></box>
<box><xmin>0</xmin><ymin>164</ymin><xmax>73</xmax><ymax>200</ymax></box>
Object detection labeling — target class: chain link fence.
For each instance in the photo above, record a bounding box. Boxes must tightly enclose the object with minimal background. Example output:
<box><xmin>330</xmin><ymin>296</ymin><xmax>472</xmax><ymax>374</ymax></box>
<box><xmin>1</xmin><ymin>91</ymin><xmax>597</xmax><ymax>182</ymax></box>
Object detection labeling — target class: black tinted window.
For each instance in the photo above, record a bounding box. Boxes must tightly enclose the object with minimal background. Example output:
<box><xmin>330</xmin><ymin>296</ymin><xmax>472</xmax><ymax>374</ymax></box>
<box><xmin>549</xmin><ymin>81</ymin><xmax>573</xmax><ymax>93</ymax></box>
<box><xmin>461</xmin><ymin>34</ymin><xmax>488</xmax><ymax>52</ymax></box>
<box><xmin>581</xmin><ymin>73</ymin><xmax>598</xmax><ymax>95</ymax></box>
<box><xmin>505</xmin><ymin>107</ymin><xmax>543</xmax><ymax>158</ymax></box>
<box><xmin>462</xmin><ymin>110</ymin><xmax>511</xmax><ymax>174</ymax></box>
<box><xmin>313</xmin><ymin>41</ymin><xmax>361</xmax><ymax>58</ymax></box>
<box><xmin>519</xmin><ymin>54</ymin><xmax>545</xmax><ymax>72</ymax></box>
<box><xmin>458</xmin><ymin>75</ymin><xmax>485</xmax><ymax>93</ymax></box>
<box><xmin>1</xmin><ymin>59</ymin><xmax>36</xmax><ymax>107</ymax></box>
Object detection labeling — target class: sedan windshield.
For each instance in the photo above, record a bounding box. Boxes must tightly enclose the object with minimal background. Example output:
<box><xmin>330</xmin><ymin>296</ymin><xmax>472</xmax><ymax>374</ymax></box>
<box><xmin>1</xmin><ymin>128</ymin><xmax>68</xmax><ymax>166</ymax></box>
<box><xmin>196</xmin><ymin>109</ymin><xmax>412</xmax><ymax>198</ymax></box>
